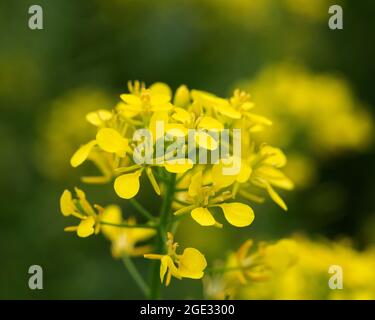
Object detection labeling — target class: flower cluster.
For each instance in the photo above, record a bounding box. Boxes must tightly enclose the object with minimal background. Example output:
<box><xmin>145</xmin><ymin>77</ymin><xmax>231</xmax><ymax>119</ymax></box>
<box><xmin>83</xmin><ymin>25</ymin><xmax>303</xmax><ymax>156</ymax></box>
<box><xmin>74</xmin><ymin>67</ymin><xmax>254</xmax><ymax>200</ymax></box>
<box><xmin>59</xmin><ymin>81</ymin><xmax>293</xmax><ymax>297</ymax></box>
<box><xmin>203</xmin><ymin>238</ymin><xmax>298</xmax><ymax>299</ymax></box>
<box><xmin>238</xmin><ymin>63</ymin><xmax>373</xmax><ymax>187</ymax></box>
<box><xmin>233</xmin><ymin>235</ymin><xmax>375</xmax><ymax>300</ymax></box>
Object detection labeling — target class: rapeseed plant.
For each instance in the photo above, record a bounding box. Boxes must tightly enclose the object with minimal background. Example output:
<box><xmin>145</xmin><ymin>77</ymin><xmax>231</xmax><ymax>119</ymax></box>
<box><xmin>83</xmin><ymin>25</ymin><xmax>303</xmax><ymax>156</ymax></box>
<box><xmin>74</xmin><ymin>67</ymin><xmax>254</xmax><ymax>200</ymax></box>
<box><xmin>59</xmin><ymin>81</ymin><xmax>293</xmax><ymax>298</ymax></box>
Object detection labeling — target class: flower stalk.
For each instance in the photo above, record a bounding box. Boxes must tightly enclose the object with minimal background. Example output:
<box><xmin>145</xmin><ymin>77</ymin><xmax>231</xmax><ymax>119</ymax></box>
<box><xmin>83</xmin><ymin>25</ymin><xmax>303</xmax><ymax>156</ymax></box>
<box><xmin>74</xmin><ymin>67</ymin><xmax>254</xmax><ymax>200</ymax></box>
<box><xmin>149</xmin><ymin>172</ymin><xmax>176</xmax><ymax>299</ymax></box>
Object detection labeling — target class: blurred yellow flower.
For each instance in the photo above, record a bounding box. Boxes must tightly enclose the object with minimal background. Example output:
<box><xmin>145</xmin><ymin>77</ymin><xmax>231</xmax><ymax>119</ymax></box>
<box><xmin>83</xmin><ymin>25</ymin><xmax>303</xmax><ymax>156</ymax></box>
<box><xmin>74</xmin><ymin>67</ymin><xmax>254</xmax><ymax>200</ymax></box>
<box><xmin>236</xmin><ymin>236</ymin><xmax>375</xmax><ymax>299</ymax></box>
<box><xmin>204</xmin><ymin>238</ymin><xmax>298</xmax><ymax>299</ymax></box>
<box><xmin>101</xmin><ymin>205</ymin><xmax>156</xmax><ymax>257</ymax></box>
<box><xmin>35</xmin><ymin>88</ymin><xmax>113</xmax><ymax>180</ymax></box>
<box><xmin>237</xmin><ymin>63</ymin><xmax>374</xmax><ymax>187</ymax></box>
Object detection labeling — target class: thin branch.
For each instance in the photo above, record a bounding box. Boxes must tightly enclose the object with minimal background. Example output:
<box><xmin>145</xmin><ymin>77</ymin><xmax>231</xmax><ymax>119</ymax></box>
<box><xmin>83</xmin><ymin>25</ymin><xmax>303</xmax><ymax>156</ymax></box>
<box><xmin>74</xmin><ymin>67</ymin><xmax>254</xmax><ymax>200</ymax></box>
<box><xmin>100</xmin><ymin>221</ymin><xmax>157</xmax><ymax>229</ymax></box>
<box><xmin>129</xmin><ymin>199</ymin><xmax>156</xmax><ymax>221</ymax></box>
<box><xmin>122</xmin><ymin>255</ymin><xmax>149</xmax><ymax>297</ymax></box>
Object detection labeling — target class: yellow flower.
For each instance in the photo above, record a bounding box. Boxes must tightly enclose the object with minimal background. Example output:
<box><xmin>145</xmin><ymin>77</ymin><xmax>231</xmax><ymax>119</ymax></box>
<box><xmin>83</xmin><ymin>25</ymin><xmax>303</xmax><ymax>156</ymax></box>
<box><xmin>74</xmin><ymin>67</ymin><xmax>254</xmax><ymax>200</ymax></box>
<box><xmin>211</xmin><ymin>145</ymin><xmax>293</xmax><ymax>210</ymax></box>
<box><xmin>229</xmin><ymin>89</ymin><xmax>272</xmax><ymax>130</ymax></box>
<box><xmin>100</xmin><ymin>205</ymin><xmax>156</xmax><ymax>257</ymax></box>
<box><xmin>174</xmin><ymin>84</ymin><xmax>190</xmax><ymax>108</ymax></box>
<box><xmin>60</xmin><ymin>81</ymin><xmax>298</xmax><ymax>298</ymax></box>
<box><xmin>249</xmin><ymin>145</ymin><xmax>294</xmax><ymax>210</ymax></box>
<box><xmin>191</xmin><ymin>89</ymin><xmax>237</xmax><ymax>118</ymax></box>
<box><xmin>119</xmin><ymin>81</ymin><xmax>173</xmax><ymax>117</ymax></box>
<box><xmin>70</xmin><ymin>127</ymin><xmax>130</xmax><ymax>168</ymax></box>
<box><xmin>191</xmin><ymin>89</ymin><xmax>271</xmax><ymax>130</ymax></box>
<box><xmin>144</xmin><ymin>233</ymin><xmax>207</xmax><ymax>286</ymax></box>
<box><xmin>169</xmin><ymin>106</ymin><xmax>223</xmax><ymax>150</ymax></box>
<box><xmin>203</xmin><ymin>238</ymin><xmax>298</xmax><ymax>299</ymax></box>
<box><xmin>86</xmin><ymin>109</ymin><xmax>113</xmax><ymax>126</ymax></box>
<box><xmin>238</xmin><ymin>235</ymin><xmax>375</xmax><ymax>300</ymax></box>
<box><xmin>174</xmin><ymin>171</ymin><xmax>255</xmax><ymax>228</ymax></box>
<box><xmin>59</xmin><ymin>188</ymin><xmax>102</xmax><ymax>237</ymax></box>
<box><xmin>263</xmin><ymin>239</ymin><xmax>298</xmax><ymax>273</ymax></box>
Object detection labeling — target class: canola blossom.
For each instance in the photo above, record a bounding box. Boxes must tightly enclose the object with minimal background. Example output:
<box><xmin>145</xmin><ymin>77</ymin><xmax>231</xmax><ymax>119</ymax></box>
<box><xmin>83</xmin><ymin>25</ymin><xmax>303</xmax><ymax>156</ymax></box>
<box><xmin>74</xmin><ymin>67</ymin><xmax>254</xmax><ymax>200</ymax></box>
<box><xmin>216</xmin><ymin>236</ymin><xmax>375</xmax><ymax>300</ymax></box>
<box><xmin>238</xmin><ymin>63</ymin><xmax>373</xmax><ymax>188</ymax></box>
<box><xmin>59</xmin><ymin>81</ymin><xmax>293</xmax><ymax>299</ymax></box>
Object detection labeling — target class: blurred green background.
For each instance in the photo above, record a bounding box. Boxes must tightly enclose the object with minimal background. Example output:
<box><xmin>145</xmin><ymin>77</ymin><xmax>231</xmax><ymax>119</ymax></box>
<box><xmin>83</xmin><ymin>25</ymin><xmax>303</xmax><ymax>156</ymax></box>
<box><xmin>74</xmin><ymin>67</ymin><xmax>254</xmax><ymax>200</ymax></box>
<box><xmin>1</xmin><ymin>0</ymin><xmax>374</xmax><ymax>299</ymax></box>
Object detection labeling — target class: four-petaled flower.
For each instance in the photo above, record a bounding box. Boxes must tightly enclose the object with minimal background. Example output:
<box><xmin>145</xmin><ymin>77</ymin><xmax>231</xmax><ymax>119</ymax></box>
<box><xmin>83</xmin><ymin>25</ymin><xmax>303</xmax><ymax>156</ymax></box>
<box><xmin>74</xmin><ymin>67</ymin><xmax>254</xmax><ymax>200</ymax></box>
<box><xmin>60</xmin><ymin>188</ymin><xmax>103</xmax><ymax>237</ymax></box>
<box><xmin>174</xmin><ymin>170</ymin><xmax>255</xmax><ymax>228</ymax></box>
<box><xmin>144</xmin><ymin>233</ymin><xmax>207</xmax><ymax>286</ymax></box>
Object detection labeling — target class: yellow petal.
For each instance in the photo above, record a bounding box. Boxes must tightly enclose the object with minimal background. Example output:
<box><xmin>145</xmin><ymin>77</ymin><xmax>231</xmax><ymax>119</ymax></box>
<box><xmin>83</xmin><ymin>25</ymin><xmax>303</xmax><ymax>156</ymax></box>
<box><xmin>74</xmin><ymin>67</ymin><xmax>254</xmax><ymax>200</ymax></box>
<box><xmin>265</xmin><ymin>182</ymin><xmax>288</xmax><ymax>211</ymax></box>
<box><xmin>150</xmin><ymin>94</ymin><xmax>172</xmax><ymax>111</ymax></box>
<box><xmin>160</xmin><ymin>255</ymin><xmax>171</xmax><ymax>283</ymax></box>
<box><xmin>150</xmin><ymin>94</ymin><xmax>171</xmax><ymax>105</ymax></box>
<box><xmin>146</xmin><ymin>167</ymin><xmax>161</xmax><ymax>195</ymax></box>
<box><xmin>114</xmin><ymin>171</ymin><xmax>141</xmax><ymax>199</ymax></box>
<box><xmin>216</xmin><ymin>103</ymin><xmax>241</xmax><ymax>119</ymax></box>
<box><xmin>149</xmin><ymin>111</ymin><xmax>169</xmax><ymax>141</ymax></box>
<box><xmin>101</xmin><ymin>205</ymin><xmax>122</xmax><ymax>240</ymax></box>
<box><xmin>191</xmin><ymin>207</ymin><xmax>216</xmax><ymax>226</ymax></box>
<box><xmin>77</xmin><ymin>217</ymin><xmax>96</xmax><ymax>237</ymax></box>
<box><xmin>131</xmin><ymin>228</ymin><xmax>157</xmax><ymax>244</ymax></box>
<box><xmin>264</xmin><ymin>239</ymin><xmax>297</xmax><ymax>272</ymax></box>
<box><xmin>96</xmin><ymin>128</ymin><xmax>128</xmax><ymax>154</ymax></box>
<box><xmin>60</xmin><ymin>189</ymin><xmax>76</xmax><ymax>216</ymax></box>
<box><xmin>198</xmin><ymin>117</ymin><xmax>224</xmax><ymax>131</ymax></box>
<box><xmin>116</xmin><ymin>101</ymin><xmax>140</xmax><ymax>118</ymax></box>
<box><xmin>191</xmin><ymin>90</ymin><xmax>228</xmax><ymax>109</ymax></box>
<box><xmin>70</xmin><ymin>140</ymin><xmax>97</xmax><ymax>167</ymax></box>
<box><xmin>237</xmin><ymin>239</ymin><xmax>253</xmax><ymax>261</ymax></box>
<box><xmin>237</xmin><ymin>162</ymin><xmax>252</xmax><ymax>183</ymax></box>
<box><xmin>149</xmin><ymin>82</ymin><xmax>172</xmax><ymax>98</ymax></box>
<box><xmin>165</xmin><ymin>123</ymin><xmax>188</xmax><ymax>137</ymax></box>
<box><xmin>241</xmin><ymin>101</ymin><xmax>254</xmax><ymax>110</ymax></box>
<box><xmin>194</xmin><ymin>131</ymin><xmax>218</xmax><ymax>150</ymax></box>
<box><xmin>174</xmin><ymin>85</ymin><xmax>190</xmax><ymax>107</ymax></box>
<box><xmin>260</xmin><ymin>146</ymin><xmax>287</xmax><ymax>168</ymax></box>
<box><xmin>164</xmin><ymin>159</ymin><xmax>193</xmax><ymax>173</ymax></box>
<box><xmin>211</xmin><ymin>162</ymin><xmax>237</xmax><ymax>189</ymax></box>
<box><xmin>245</xmin><ymin>113</ymin><xmax>272</xmax><ymax>126</ymax></box>
<box><xmin>86</xmin><ymin>109</ymin><xmax>112</xmax><ymax>126</ymax></box>
<box><xmin>172</xmin><ymin>107</ymin><xmax>191</xmax><ymax>124</ymax></box>
<box><xmin>178</xmin><ymin>248</ymin><xmax>207</xmax><ymax>279</ymax></box>
<box><xmin>74</xmin><ymin>187</ymin><xmax>96</xmax><ymax>216</ymax></box>
<box><xmin>166</xmin><ymin>256</ymin><xmax>181</xmax><ymax>280</ymax></box>
<box><xmin>256</xmin><ymin>166</ymin><xmax>294</xmax><ymax>190</ymax></box>
<box><xmin>120</xmin><ymin>94</ymin><xmax>142</xmax><ymax>106</ymax></box>
<box><xmin>219</xmin><ymin>203</ymin><xmax>255</xmax><ymax>227</ymax></box>
<box><xmin>188</xmin><ymin>171</ymin><xmax>203</xmax><ymax>197</ymax></box>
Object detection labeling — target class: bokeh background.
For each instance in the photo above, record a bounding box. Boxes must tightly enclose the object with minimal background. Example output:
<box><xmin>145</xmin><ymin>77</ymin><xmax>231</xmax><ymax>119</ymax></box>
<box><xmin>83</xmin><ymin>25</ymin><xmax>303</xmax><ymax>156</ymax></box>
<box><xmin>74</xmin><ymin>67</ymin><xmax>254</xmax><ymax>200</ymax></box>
<box><xmin>1</xmin><ymin>0</ymin><xmax>374</xmax><ymax>299</ymax></box>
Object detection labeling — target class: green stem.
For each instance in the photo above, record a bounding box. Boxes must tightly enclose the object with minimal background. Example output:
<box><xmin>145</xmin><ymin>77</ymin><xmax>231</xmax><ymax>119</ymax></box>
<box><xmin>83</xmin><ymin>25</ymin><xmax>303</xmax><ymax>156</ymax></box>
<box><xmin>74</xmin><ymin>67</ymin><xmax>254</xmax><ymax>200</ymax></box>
<box><xmin>100</xmin><ymin>221</ymin><xmax>157</xmax><ymax>229</ymax></box>
<box><xmin>149</xmin><ymin>172</ymin><xmax>176</xmax><ymax>299</ymax></box>
<box><xmin>122</xmin><ymin>255</ymin><xmax>149</xmax><ymax>297</ymax></box>
<box><xmin>129</xmin><ymin>199</ymin><xmax>156</xmax><ymax>221</ymax></box>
